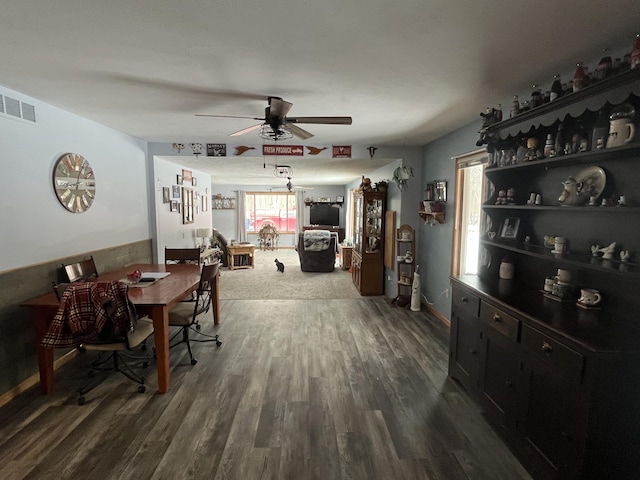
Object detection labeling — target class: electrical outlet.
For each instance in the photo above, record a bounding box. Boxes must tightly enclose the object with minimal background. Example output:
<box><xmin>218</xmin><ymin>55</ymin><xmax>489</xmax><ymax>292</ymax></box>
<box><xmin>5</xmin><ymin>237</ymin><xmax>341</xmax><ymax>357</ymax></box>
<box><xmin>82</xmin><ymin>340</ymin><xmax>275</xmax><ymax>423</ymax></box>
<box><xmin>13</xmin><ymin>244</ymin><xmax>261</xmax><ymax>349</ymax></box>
<box><xmin>444</xmin><ymin>288</ymin><xmax>449</xmax><ymax>298</ymax></box>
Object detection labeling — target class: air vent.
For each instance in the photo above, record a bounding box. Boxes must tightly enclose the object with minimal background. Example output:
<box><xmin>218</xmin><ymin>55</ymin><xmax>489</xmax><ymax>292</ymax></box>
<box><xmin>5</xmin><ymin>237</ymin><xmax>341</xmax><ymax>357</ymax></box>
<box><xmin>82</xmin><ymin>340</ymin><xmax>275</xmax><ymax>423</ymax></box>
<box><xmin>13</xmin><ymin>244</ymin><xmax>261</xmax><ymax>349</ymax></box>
<box><xmin>0</xmin><ymin>93</ymin><xmax>37</xmax><ymax>123</ymax></box>
<box><xmin>5</xmin><ymin>96</ymin><xmax>20</xmax><ymax>117</ymax></box>
<box><xmin>21</xmin><ymin>102</ymin><xmax>36</xmax><ymax>122</ymax></box>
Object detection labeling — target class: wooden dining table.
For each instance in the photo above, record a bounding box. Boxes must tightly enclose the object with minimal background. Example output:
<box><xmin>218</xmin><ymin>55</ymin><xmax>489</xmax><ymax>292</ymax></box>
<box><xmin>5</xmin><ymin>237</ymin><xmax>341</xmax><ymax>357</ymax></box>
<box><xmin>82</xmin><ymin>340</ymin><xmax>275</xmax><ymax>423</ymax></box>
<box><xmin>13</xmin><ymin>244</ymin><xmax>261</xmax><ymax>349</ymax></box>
<box><xmin>21</xmin><ymin>263</ymin><xmax>220</xmax><ymax>395</ymax></box>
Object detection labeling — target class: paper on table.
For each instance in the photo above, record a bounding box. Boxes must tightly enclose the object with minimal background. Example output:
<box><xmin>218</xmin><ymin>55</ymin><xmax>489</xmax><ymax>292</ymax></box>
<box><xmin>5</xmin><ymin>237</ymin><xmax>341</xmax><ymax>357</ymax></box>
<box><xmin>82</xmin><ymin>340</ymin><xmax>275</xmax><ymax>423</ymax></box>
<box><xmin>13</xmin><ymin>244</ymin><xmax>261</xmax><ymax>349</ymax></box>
<box><xmin>140</xmin><ymin>272</ymin><xmax>171</xmax><ymax>280</ymax></box>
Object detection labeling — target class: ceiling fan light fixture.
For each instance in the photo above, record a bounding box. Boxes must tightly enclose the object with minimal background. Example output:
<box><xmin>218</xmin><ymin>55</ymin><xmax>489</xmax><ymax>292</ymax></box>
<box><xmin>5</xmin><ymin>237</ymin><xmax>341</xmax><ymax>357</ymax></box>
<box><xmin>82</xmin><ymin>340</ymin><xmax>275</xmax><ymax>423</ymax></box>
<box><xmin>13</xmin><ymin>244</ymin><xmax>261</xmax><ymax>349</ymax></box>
<box><xmin>258</xmin><ymin>124</ymin><xmax>293</xmax><ymax>140</ymax></box>
<box><xmin>274</xmin><ymin>165</ymin><xmax>293</xmax><ymax>178</ymax></box>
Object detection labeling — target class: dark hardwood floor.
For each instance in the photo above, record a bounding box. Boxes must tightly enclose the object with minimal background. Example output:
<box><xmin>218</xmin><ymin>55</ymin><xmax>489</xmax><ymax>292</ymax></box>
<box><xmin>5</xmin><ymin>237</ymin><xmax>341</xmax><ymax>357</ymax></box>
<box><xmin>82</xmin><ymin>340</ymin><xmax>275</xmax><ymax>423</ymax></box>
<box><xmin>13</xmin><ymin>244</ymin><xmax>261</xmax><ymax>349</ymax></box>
<box><xmin>0</xmin><ymin>298</ymin><xmax>531</xmax><ymax>479</ymax></box>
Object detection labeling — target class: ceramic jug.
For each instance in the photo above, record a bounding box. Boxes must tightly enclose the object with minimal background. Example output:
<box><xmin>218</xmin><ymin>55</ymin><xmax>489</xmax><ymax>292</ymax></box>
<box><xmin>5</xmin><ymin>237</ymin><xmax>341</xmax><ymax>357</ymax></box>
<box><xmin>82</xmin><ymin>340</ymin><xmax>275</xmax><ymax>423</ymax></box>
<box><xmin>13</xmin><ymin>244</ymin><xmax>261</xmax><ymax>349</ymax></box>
<box><xmin>558</xmin><ymin>176</ymin><xmax>586</xmax><ymax>206</ymax></box>
<box><xmin>606</xmin><ymin>118</ymin><xmax>635</xmax><ymax>148</ymax></box>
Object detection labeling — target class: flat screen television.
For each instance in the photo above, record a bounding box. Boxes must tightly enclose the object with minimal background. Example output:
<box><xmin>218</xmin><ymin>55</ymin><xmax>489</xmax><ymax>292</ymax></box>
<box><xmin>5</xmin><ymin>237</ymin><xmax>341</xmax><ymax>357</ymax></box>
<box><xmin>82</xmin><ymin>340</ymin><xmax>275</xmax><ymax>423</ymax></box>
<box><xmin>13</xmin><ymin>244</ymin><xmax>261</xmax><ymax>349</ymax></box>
<box><xmin>309</xmin><ymin>203</ymin><xmax>340</xmax><ymax>227</ymax></box>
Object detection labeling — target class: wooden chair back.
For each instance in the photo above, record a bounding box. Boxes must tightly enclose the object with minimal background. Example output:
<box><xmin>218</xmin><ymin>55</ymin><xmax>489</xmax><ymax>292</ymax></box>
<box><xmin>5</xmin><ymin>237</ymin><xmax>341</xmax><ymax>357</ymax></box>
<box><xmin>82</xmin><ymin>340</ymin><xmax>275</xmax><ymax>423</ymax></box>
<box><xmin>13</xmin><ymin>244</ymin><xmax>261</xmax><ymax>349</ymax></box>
<box><xmin>62</xmin><ymin>256</ymin><xmax>98</xmax><ymax>283</ymax></box>
<box><xmin>164</xmin><ymin>247</ymin><xmax>201</xmax><ymax>265</ymax></box>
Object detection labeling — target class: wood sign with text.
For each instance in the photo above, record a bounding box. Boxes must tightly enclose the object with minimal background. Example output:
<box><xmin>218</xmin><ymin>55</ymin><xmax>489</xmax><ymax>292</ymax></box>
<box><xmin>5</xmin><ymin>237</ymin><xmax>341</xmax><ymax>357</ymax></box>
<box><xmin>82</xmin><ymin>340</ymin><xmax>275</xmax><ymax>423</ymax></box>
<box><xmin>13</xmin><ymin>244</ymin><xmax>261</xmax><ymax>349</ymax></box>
<box><xmin>207</xmin><ymin>144</ymin><xmax>227</xmax><ymax>156</ymax></box>
<box><xmin>262</xmin><ymin>145</ymin><xmax>304</xmax><ymax>156</ymax></box>
<box><xmin>332</xmin><ymin>146</ymin><xmax>352</xmax><ymax>158</ymax></box>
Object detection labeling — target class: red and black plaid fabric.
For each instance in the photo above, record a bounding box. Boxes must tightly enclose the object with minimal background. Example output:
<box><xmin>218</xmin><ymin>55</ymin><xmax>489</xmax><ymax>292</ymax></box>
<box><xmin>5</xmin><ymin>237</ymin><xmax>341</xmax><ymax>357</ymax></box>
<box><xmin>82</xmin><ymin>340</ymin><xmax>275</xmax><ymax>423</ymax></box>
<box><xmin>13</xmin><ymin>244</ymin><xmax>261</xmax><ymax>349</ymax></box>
<box><xmin>41</xmin><ymin>281</ymin><xmax>135</xmax><ymax>348</ymax></box>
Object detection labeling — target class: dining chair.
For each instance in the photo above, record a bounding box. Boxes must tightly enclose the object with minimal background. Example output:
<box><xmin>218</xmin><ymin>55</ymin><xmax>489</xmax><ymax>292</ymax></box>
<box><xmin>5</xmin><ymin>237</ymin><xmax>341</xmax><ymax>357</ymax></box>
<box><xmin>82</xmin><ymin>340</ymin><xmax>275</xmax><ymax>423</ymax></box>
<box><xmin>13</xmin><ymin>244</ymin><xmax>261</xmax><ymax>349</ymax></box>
<box><xmin>168</xmin><ymin>262</ymin><xmax>222</xmax><ymax>365</ymax></box>
<box><xmin>62</xmin><ymin>256</ymin><xmax>98</xmax><ymax>282</ymax></box>
<box><xmin>164</xmin><ymin>247</ymin><xmax>201</xmax><ymax>265</ymax></box>
<box><xmin>43</xmin><ymin>281</ymin><xmax>154</xmax><ymax>405</ymax></box>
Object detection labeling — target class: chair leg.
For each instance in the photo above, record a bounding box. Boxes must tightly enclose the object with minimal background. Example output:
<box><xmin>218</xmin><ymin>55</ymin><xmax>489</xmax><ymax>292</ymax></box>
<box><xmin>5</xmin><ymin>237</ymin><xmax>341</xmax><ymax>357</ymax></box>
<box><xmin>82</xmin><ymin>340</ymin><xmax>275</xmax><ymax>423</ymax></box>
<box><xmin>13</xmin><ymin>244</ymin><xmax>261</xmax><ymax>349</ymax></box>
<box><xmin>77</xmin><ymin>349</ymin><xmax>149</xmax><ymax>405</ymax></box>
<box><xmin>183</xmin><ymin>326</ymin><xmax>197</xmax><ymax>365</ymax></box>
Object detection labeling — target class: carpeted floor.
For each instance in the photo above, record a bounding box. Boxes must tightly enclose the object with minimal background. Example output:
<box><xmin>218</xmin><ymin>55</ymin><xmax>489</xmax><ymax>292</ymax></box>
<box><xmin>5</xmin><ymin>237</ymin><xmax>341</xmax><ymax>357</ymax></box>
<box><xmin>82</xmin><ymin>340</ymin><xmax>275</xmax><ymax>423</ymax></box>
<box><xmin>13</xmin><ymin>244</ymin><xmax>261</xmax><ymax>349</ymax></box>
<box><xmin>218</xmin><ymin>248</ymin><xmax>360</xmax><ymax>300</ymax></box>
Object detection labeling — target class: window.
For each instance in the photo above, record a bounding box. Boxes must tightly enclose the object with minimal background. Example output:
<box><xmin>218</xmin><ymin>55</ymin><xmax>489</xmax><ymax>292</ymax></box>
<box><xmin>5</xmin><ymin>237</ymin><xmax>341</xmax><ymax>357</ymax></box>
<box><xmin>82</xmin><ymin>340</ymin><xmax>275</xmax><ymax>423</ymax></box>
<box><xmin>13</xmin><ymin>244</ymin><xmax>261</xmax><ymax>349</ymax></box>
<box><xmin>452</xmin><ymin>149</ymin><xmax>489</xmax><ymax>276</ymax></box>
<box><xmin>246</xmin><ymin>192</ymin><xmax>297</xmax><ymax>233</ymax></box>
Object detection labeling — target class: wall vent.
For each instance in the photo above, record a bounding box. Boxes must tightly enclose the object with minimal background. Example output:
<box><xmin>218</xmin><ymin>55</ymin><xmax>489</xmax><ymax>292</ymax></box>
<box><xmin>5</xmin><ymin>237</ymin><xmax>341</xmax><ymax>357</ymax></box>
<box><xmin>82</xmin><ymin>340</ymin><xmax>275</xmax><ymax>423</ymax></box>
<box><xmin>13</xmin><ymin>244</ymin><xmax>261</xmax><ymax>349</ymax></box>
<box><xmin>5</xmin><ymin>96</ymin><xmax>20</xmax><ymax>117</ymax></box>
<box><xmin>21</xmin><ymin>102</ymin><xmax>36</xmax><ymax>122</ymax></box>
<box><xmin>0</xmin><ymin>93</ymin><xmax>37</xmax><ymax>123</ymax></box>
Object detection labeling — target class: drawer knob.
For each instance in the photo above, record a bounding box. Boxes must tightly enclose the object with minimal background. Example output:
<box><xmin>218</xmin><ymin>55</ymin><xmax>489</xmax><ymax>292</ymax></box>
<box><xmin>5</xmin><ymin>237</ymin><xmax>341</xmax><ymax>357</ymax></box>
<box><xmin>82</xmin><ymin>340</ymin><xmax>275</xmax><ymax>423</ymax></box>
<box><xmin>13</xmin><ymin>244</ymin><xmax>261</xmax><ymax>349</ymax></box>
<box><xmin>541</xmin><ymin>342</ymin><xmax>553</xmax><ymax>353</ymax></box>
<box><xmin>469</xmin><ymin>349</ymin><xmax>477</xmax><ymax>355</ymax></box>
<box><xmin>461</xmin><ymin>297</ymin><xmax>468</xmax><ymax>303</ymax></box>
<box><xmin>493</xmin><ymin>313</ymin><xmax>501</xmax><ymax>322</ymax></box>
<box><xmin>505</xmin><ymin>380</ymin><xmax>513</xmax><ymax>387</ymax></box>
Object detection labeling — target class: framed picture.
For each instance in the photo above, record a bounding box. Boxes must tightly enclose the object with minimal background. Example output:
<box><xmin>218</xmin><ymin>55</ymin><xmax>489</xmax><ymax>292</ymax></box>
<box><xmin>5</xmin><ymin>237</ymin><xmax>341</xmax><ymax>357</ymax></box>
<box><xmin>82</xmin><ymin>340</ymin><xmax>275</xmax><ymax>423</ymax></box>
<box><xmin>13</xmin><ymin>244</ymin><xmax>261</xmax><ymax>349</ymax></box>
<box><xmin>170</xmin><ymin>200</ymin><xmax>178</xmax><ymax>212</ymax></box>
<box><xmin>500</xmin><ymin>217</ymin><xmax>520</xmax><ymax>240</ymax></box>
<box><xmin>192</xmin><ymin>177</ymin><xmax>198</xmax><ymax>187</ymax></box>
<box><xmin>202</xmin><ymin>195</ymin><xmax>208</xmax><ymax>212</ymax></box>
<box><xmin>336</xmin><ymin>195</ymin><xmax>344</xmax><ymax>203</ymax></box>
<box><xmin>172</xmin><ymin>185</ymin><xmax>181</xmax><ymax>198</ymax></box>
<box><xmin>162</xmin><ymin>187</ymin><xmax>170</xmax><ymax>203</ymax></box>
<box><xmin>182</xmin><ymin>169</ymin><xmax>192</xmax><ymax>182</ymax></box>
<box><xmin>176</xmin><ymin>174</ymin><xmax>183</xmax><ymax>185</ymax></box>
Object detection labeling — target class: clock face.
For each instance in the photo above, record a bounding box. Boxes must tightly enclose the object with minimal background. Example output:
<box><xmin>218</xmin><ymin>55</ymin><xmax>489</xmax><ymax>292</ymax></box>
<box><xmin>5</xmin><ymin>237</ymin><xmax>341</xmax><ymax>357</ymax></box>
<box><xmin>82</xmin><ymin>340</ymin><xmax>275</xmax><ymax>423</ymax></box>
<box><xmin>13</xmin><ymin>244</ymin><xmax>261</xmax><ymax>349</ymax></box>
<box><xmin>52</xmin><ymin>153</ymin><xmax>96</xmax><ymax>213</ymax></box>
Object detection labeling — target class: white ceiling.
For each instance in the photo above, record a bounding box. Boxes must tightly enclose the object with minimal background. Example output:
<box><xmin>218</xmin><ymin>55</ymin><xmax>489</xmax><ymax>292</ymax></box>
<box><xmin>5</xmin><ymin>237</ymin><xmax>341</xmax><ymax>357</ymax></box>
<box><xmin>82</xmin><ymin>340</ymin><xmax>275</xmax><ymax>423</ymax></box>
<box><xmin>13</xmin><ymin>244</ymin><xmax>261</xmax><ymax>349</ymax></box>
<box><xmin>2</xmin><ymin>1</ymin><xmax>639</xmax><ymax>186</ymax></box>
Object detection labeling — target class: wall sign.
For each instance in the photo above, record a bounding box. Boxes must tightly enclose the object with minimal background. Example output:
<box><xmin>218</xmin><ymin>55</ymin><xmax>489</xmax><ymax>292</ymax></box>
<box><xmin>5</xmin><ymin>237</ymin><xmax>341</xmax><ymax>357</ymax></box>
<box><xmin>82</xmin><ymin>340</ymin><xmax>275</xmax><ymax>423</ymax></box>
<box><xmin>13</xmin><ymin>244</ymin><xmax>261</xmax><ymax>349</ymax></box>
<box><xmin>332</xmin><ymin>146</ymin><xmax>352</xmax><ymax>158</ymax></box>
<box><xmin>262</xmin><ymin>145</ymin><xmax>304</xmax><ymax>156</ymax></box>
<box><xmin>207</xmin><ymin>143</ymin><xmax>227</xmax><ymax>156</ymax></box>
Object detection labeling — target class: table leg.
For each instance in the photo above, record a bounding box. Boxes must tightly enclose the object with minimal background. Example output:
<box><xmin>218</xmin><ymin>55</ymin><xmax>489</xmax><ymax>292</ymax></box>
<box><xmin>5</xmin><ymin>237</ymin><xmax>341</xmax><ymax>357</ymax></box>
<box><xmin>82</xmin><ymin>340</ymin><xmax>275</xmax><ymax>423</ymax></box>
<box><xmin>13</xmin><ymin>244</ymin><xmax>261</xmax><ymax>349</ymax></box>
<box><xmin>32</xmin><ymin>307</ymin><xmax>55</xmax><ymax>394</ymax></box>
<box><xmin>213</xmin><ymin>272</ymin><xmax>220</xmax><ymax>325</ymax></box>
<box><xmin>150</xmin><ymin>306</ymin><xmax>170</xmax><ymax>393</ymax></box>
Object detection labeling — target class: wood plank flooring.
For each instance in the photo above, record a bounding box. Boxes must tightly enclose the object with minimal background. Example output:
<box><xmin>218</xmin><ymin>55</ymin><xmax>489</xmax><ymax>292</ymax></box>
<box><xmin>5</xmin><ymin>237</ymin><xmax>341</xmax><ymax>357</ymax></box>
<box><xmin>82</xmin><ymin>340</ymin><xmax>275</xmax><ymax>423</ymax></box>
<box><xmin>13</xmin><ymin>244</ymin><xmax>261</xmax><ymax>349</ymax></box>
<box><xmin>0</xmin><ymin>298</ymin><xmax>531</xmax><ymax>479</ymax></box>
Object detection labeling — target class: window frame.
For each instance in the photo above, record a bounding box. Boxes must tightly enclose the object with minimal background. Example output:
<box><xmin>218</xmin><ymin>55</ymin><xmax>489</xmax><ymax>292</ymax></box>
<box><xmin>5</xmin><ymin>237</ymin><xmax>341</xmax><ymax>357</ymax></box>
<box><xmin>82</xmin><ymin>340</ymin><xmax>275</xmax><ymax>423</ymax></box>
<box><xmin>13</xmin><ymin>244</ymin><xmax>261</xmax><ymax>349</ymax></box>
<box><xmin>451</xmin><ymin>148</ymin><xmax>489</xmax><ymax>277</ymax></box>
<box><xmin>246</xmin><ymin>191</ymin><xmax>297</xmax><ymax>234</ymax></box>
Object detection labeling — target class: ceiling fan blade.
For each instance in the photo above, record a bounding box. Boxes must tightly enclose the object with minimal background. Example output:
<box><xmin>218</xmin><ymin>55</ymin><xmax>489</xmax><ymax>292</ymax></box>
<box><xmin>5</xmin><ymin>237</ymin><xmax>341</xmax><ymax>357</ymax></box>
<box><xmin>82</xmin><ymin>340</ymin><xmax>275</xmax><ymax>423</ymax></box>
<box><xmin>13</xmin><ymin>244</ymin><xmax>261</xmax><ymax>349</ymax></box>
<box><xmin>286</xmin><ymin>123</ymin><xmax>314</xmax><ymax>140</ymax></box>
<box><xmin>196</xmin><ymin>114</ymin><xmax>264</xmax><ymax>120</ymax></box>
<box><xmin>229</xmin><ymin>123</ymin><xmax>264</xmax><ymax>136</ymax></box>
<box><xmin>269</xmin><ymin>97</ymin><xmax>293</xmax><ymax>117</ymax></box>
<box><xmin>286</xmin><ymin>116</ymin><xmax>352</xmax><ymax>125</ymax></box>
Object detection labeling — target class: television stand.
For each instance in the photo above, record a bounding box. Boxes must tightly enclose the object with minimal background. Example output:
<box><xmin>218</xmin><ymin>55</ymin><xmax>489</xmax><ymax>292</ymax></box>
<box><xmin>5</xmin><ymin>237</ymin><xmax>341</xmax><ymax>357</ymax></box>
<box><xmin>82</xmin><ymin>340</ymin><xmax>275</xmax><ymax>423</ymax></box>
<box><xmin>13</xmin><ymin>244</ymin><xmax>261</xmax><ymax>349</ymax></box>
<box><xmin>303</xmin><ymin>225</ymin><xmax>345</xmax><ymax>243</ymax></box>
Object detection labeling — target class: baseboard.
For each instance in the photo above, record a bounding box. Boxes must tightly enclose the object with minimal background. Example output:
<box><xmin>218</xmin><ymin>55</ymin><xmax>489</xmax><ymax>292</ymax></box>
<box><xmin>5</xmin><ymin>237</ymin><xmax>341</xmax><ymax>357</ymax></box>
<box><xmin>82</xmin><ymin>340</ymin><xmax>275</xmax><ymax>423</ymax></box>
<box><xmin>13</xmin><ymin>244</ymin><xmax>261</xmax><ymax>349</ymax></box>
<box><xmin>0</xmin><ymin>349</ymin><xmax>78</xmax><ymax>408</ymax></box>
<box><xmin>425</xmin><ymin>303</ymin><xmax>450</xmax><ymax>327</ymax></box>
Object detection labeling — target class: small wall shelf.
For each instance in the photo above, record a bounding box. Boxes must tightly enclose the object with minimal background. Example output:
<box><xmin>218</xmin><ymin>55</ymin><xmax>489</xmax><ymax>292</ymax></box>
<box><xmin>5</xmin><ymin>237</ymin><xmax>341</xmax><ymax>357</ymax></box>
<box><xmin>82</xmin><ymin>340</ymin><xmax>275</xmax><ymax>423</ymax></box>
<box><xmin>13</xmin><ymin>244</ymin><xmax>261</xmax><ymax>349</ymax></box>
<box><xmin>419</xmin><ymin>211</ymin><xmax>445</xmax><ymax>224</ymax></box>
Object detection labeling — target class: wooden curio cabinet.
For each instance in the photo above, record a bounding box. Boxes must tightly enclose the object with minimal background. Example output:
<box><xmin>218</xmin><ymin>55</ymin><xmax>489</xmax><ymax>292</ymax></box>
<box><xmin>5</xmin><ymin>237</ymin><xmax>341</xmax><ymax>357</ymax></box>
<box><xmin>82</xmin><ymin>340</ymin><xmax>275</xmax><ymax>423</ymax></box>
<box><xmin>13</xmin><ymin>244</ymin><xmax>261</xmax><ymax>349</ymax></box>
<box><xmin>352</xmin><ymin>190</ymin><xmax>385</xmax><ymax>295</ymax></box>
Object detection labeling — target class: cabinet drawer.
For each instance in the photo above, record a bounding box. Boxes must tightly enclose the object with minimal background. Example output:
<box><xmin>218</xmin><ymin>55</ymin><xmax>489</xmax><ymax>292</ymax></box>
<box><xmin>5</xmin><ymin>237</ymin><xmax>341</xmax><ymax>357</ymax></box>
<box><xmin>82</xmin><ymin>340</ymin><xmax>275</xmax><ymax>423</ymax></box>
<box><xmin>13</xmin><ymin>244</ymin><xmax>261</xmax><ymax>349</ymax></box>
<box><xmin>521</xmin><ymin>325</ymin><xmax>584</xmax><ymax>383</ymax></box>
<box><xmin>480</xmin><ymin>301</ymin><xmax>519</xmax><ymax>341</ymax></box>
<box><xmin>451</xmin><ymin>285</ymin><xmax>480</xmax><ymax>318</ymax></box>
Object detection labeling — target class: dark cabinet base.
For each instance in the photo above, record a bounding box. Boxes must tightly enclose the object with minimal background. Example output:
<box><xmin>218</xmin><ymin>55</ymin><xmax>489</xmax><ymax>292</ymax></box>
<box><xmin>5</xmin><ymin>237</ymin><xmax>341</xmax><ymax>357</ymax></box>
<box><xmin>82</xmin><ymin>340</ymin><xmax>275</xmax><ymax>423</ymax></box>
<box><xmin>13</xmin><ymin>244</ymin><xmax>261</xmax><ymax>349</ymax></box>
<box><xmin>449</xmin><ymin>277</ymin><xmax>640</xmax><ymax>480</ymax></box>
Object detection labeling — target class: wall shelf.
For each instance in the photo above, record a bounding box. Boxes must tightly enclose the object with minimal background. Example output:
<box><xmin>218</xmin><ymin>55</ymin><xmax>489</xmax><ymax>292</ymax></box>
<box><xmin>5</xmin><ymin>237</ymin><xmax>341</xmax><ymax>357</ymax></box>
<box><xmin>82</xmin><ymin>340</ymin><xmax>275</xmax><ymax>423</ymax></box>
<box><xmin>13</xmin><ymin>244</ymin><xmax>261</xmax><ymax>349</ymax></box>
<box><xmin>419</xmin><ymin>211</ymin><xmax>445</xmax><ymax>224</ymax></box>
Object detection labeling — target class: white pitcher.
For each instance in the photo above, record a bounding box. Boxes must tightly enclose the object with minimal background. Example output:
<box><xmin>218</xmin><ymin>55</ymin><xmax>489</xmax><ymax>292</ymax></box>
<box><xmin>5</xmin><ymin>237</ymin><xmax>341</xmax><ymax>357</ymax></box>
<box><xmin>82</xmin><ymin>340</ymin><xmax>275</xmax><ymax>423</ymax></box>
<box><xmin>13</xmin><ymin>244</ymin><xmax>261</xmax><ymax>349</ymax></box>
<box><xmin>606</xmin><ymin>119</ymin><xmax>635</xmax><ymax>148</ymax></box>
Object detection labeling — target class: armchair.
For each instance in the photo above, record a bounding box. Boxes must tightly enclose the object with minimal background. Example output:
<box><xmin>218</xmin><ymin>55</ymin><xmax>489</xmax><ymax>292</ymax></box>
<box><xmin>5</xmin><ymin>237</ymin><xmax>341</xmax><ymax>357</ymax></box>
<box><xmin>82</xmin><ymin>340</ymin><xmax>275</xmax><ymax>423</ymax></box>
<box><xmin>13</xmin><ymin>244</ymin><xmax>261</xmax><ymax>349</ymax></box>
<box><xmin>297</xmin><ymin>231</ymin><xmax>338</xmax><ymax>272</ymax></box>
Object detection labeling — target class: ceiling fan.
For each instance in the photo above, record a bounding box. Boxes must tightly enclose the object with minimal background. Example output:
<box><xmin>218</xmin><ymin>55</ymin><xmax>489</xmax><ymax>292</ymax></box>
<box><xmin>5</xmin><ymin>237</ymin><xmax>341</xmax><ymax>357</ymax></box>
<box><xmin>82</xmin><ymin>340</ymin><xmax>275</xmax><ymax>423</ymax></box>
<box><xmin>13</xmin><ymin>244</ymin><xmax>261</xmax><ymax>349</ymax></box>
<box><xmin>196</xmin><ymin>96</ymin><xmax>352</xmax><ymax>140</ymax></box>
<box><xmin>272</xmin><ymin>177</ymin><xmax>314</xmax><ymax>192</ymax></box>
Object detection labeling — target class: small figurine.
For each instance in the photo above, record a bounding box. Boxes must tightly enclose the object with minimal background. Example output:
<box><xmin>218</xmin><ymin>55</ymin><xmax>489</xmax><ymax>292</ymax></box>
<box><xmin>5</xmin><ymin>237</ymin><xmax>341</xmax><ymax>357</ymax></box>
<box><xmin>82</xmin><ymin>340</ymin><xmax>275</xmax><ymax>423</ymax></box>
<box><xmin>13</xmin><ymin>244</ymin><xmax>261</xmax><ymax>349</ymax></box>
<box><xmin>506</xmin><ymin>187</ymin><xmax>516</xmax><ymax>204</ymax></box>
<box><xmin>476</xmin><ymin>107</ymin><xmax>499</xmax><ymax>146</ymax></box>
<box><xmin>495</xmin><ymin>189</ymin><xmax>507</xmax><ymax>205</ymax></box>
<box><xmin>524</xmin><ymin>137</ymin><xmax>543</xmax><ymax>161</ymax></box>
<box><xmin>360</xmin><ymin>176</ymin><xmax>373</xmax><ymax>192</ymax></box>
<box><xmin>592</xmin><ymin>242</ymin><xmax>617</xmax><ymax>259</ymax></box>
<box><xmin>620</xmin><ymin>250</ymin><xmax>631</xmax><ymax>262</ymax></box>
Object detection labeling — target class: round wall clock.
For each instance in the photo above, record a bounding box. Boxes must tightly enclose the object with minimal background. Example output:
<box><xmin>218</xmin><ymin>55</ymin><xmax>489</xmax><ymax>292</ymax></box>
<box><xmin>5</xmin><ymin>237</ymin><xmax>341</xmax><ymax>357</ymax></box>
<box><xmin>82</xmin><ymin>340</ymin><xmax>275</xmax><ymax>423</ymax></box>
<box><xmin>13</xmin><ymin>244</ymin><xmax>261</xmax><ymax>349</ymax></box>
<box><xmin>52</xmin><ymin>153</ymin><xmax>96</xmax><ymax>213</ymax></box>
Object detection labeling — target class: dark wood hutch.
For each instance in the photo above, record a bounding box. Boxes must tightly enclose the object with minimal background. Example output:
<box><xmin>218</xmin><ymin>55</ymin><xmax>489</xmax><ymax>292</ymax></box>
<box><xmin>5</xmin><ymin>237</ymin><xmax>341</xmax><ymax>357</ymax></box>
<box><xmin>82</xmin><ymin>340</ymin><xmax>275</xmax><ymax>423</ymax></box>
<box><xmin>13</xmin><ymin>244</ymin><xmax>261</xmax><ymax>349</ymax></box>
<box><xmin>449</xmin><ymin>68</ymin><xmax>640</xmax><ymax>479</ymax></box>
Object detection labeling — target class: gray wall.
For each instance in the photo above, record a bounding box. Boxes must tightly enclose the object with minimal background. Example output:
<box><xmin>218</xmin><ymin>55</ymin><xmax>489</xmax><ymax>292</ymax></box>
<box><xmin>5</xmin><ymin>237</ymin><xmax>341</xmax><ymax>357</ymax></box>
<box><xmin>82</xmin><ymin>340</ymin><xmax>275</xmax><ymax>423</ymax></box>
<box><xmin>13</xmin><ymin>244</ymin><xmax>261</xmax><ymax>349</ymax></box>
<box><xmin>418</xmin><ymin>120</ymin><xmax>479</xmax><ymax>319</ymax></box>
<box><xmin>0</xmin><ymin>85</ymin><xmax>152</xmax><ymax>398</ymax></box>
